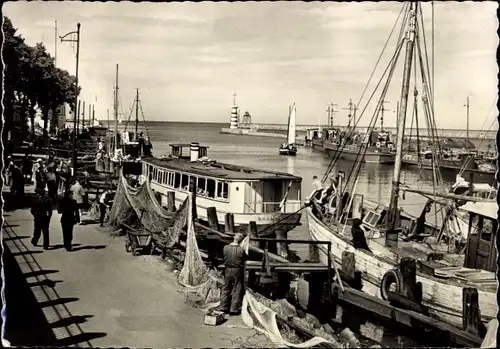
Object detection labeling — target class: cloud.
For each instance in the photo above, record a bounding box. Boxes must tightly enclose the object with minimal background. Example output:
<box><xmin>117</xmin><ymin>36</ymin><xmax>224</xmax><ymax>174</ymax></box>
<box><xmin>3</xmin><ymin>1</ymin><xmax>498</xmax><ymax>129</ymax></box>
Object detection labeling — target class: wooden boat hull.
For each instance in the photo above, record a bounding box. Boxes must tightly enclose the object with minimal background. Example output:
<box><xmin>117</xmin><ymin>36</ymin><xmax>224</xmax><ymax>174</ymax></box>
<box><xmin>305</xmin><ymin>207</ymin><xmax>496</xmax><ymax>329</ymax></box>
<box><xmin>402</xmin><ymin>158</ymin><xmax>496</xmax><ymax>177</ymax></box>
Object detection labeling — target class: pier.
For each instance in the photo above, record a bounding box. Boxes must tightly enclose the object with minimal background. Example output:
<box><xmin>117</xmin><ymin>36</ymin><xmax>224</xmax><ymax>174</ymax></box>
<box><xmin>241</xmin><ymin>124</ymin><xmax>497</xmax><ymax>140</ymax></box>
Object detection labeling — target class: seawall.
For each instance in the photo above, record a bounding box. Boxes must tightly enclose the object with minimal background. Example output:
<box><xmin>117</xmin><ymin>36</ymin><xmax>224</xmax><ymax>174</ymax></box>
<box><xmin>220</xmin><ymin>128</ymin><xmax>305</xmax><ymax>146</ymax></box>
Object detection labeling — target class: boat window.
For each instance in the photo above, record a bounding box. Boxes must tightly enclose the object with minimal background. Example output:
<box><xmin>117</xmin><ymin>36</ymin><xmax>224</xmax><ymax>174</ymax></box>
<box><xmin>480</xmin><ymin>218</ymin><xmax>493</xmax><ymax>242</ymax></box>
<box><xmin>153</xmin><ymin>168</ymin><xmax>157</xmax><ymax>181</ymax></box>
<box><xmin>206</xmin><ymin>179</ymin><xmax>216</xmax><ymax>198</ymax></box>
<box><xmin>174</xmin><ymin>172</ymin><xmax>181</xmax><ymax>188</ymax></box>
<box><xmin>161</xmin><ymin>171</ymin><xmax>165</xmax><ymax>184</ymax></box>
<box><xmin>216</xmin><ymin>181</ymin><xmax>229</xmax><ymax>199</ymax></box>
<box><xmin>181</xmin><ymin>174</ymin><xmax>189</xmax><ymax>190</ymax></box>
<box><xmin>169</xmin><ymin>172</ymin><xmax>174</xmax><ymax>187</ymax></box>
<box><xmin>197</xmin><ymin>177</ymin><xmax>207</xmax><ymax>194</ymax></box>
<box><xmin>469</xmin><ymin>214</ymin><xmax>481</xmax><ymax>236</ymax></box>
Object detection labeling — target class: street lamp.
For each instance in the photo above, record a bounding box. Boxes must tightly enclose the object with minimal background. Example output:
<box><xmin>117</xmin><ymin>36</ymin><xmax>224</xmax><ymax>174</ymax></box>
<box><xmin>60</xmin><ymin>23</ymin><xmax>81</xmax><ymax>174</ymax></box>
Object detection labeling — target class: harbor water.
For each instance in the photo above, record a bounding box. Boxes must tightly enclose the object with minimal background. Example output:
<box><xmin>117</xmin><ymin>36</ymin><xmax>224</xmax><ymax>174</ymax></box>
<box><xmin>114</xmin><ymin>121</ymin><xmax>490</xmax><ymax>347</ymax></box>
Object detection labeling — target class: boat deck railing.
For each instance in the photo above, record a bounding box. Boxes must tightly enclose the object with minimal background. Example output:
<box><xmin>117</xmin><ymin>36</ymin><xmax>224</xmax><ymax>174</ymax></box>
<box><xmin>244</xmin><ymin>200</ymin><xmax>301</xmax><ymax>214</ymax></box>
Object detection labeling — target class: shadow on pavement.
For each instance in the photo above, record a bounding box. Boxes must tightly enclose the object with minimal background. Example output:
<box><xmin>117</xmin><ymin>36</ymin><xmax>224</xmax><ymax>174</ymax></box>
<box><xmin>57</xmin><ymin>332</ymin><xmax>107</xmax><ymax>346</ymax></box>
<box><xmin>12</xmin><ymin>250</ymin><xmax>44</xmax><ymax>257</ymax></box>
<box><xmin>50</xmin><ymin>315</ymin><xmax>93</xmax><ymax>328</ymax></box>
<box><xmin>23</xmin><ymin>269</ymin><xmax>59</xmax><ymax>279</ymax></box>
<box><xmin>49</xmin><ymin>243</ymin><xmax>81</xmax><ymax>250</ymax></box>
<box><xmin>2</xmin><ymin>234</ymin><xmax>28</xmax><ymax>240</ymax></box>
<box><xmin>27</xmin><ymin>279</ymin><xmax>63</xmax><ymax>288</ymax></box>
<box><xmin>2</xmin><ymin>244</ymin><xmax>58</xmax><ymax>346</ymax></box>
<box><xmin>71</xmin><ymin>244</ymin><xmax>107</xmax><ymax>251</ymax></box>
<box><xmin>38</xmin><ymin>297</ymin><xmax>79</xmax><ymax>308</ymax></box>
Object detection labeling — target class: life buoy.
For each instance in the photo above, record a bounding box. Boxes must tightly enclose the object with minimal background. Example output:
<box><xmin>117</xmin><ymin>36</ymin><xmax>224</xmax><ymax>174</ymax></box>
<box><xmin>380</xmin><ymin>268</ymin><xmax>402</xmax><ymax>301</ymax></box>
<box><xmin>417</xmin><ymin>163</ymin><xmax>422</xmax><ymax>169</ymax></box>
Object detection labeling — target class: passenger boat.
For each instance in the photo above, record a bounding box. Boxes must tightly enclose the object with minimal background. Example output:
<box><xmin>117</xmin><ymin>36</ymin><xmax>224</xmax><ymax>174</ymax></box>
<box><xmin>306</xmin><ymin>1</ymin><xmax>496</xmax><ymax>333</ymax></box>
<box><xmin>140</xmin><ymin>142</ymin><xmax>302</xmax><ymax>236</ymax></box>
<box><xmin>279</xmin><ymin>104</ymin><xmax>298</xmax><ymax>156</ymax></box>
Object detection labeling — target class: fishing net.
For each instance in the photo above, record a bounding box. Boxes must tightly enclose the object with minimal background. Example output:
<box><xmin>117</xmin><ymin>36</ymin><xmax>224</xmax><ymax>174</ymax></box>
<box><xmin>108</xmin><ymin>173</ymin><xmax>186</xmax><ymax>247</ymax></box>
<box><xmin>177</xmin><ymin>193</ymin><xmax>224</xmax><ymax>308</ymax></box>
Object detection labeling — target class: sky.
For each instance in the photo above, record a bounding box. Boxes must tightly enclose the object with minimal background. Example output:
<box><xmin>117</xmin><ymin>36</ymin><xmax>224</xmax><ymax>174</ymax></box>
<box><xmin>3</xmin><ymin>1</ymin><xmax>499</xmax><ymax>130</ymax></box>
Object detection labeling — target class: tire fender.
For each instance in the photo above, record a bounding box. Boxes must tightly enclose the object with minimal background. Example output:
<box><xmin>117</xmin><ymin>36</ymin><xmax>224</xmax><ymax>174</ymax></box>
<box><xmin>380</xmin><ymin>268</ymin><xmax>402</xmax><ymax>301</ymax></box>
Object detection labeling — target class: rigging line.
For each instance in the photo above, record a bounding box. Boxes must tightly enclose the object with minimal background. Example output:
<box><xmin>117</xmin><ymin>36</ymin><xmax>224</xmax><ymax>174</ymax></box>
<box><xmin>321</xmin><ymin>5</ymin><xmax>411</xmax><ymax>181</ymax></box>
<box><xmin>138</xmin><ymin>101</ymin><xmax>151</xmax><ymax>138</ymax></box>
<box><xmin>322</xmin><ymin>38</ymin><xmax>407</xmax><ymax>183</ymax></box>
<box><xmin>355</xmin><ymin>2</ymin><xmax>410</xmax><ymax>110</ymax></box>
<box><xmin>124</xmin><ymin>100</ymin><xmax>135</xmax><ymax>132</ymax></box>
<box><xmin>431</xmin><ymin>0</ymin><xmax>435</xmax><ymax>120</ymax></box>
<box><xmin>345</xmin><ymin>48</ymin><xmax>403</xmax><ymax>193</ymax></box>
<box><xmin>417</xmin><ymin>2</ymin><xmax>434</xmax><ymax>110</ymax></box>
<box><xmin>458</xmin><ymin>99</ymin><xmax>498</xmax><ymax>173</ymax></box>
<box><xmin>459</xmin><ymin>117</ymin><xmax>498</xmax><ymax>176</ymax></box>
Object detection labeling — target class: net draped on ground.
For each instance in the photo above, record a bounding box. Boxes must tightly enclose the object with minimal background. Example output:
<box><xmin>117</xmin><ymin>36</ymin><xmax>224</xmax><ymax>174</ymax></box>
<box><xmin>109</xmin><ymin>175</ymin><xmax>333</xmax><ymax>347</ymax></box>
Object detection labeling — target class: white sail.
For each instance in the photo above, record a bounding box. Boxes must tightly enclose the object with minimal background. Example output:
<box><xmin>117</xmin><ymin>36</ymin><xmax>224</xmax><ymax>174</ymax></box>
<box><xmin>287</xmin><ymin>103</ymin><xmax>296</xmax><ymax>145</ymax></box>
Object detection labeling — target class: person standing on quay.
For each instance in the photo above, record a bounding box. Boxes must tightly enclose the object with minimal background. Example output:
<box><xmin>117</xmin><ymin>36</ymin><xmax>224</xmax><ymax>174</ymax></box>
<box><xmin>34</xmin><ymin>159</ymin><xmax>46</xmax><ymax>191</ymax></box>
<box><xmin>45</xmin><ymin>166</ymin><xmax>57</xmax><ymax>200</ymax></box>
<box><xmin>58</xmin><ymin>190</ymin><xmax>79</xmax><ymax>251</ymax></box>
<box><xmin>30</xmin><ymin>188</ymin><xmax>53</xmax><ymax>250</ymax></box>
<box><xmin>69</xmin><ymin>178</ymin><xmax>86</xmax><ymax>224</ymax></box>
<box><xmin>99</xmin><ymin>189</ymin><xmax>112</xmax><ymax>227</ymax></box>
<box><xmin>219</xmin><ymin>233</ymin><xmax>247</xmax><ymax>315</ymax></box>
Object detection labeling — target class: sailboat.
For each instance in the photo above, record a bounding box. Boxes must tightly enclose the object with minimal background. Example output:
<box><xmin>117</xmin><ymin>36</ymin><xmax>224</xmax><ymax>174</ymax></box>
<box><xmin>279</xmin><ymin>103</ymin><xmax>298</xmax><ymax>156</ymax></box>
<box><xmin>306</xmin><ymin>1</ymin><xmax>496</xmax><ymax>333</ymax></box>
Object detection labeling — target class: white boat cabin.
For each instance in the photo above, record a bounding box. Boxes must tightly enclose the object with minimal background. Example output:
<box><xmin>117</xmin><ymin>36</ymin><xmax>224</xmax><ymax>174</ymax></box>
<box><xmin>140</xmin><ymin>143</ymin><xmax>302</xmax><ymax>218</ymax></box>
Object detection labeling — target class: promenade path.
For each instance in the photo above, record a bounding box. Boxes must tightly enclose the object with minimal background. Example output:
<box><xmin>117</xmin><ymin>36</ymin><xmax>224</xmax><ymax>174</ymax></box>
<box><xmin>2</xmin><ymin>196</ymin><xmax>272</xmax><ymax>347</ymax></box>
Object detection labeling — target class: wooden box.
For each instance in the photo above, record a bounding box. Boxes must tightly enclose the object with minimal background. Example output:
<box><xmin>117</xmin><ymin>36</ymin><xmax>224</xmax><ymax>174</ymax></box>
<box><xmin>204</xmin><ymin>311</ymin><xmax>225</xmax><ymax>326</ymax></box>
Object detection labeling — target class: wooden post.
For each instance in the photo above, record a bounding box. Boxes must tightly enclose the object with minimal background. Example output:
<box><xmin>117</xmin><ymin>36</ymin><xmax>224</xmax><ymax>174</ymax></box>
<box><xmin>462</xmin><ymin>287</ymin><xmax>485</xmax><ymax>337</ymax></box>
<box><xmin>206</xmin><ymin>206</ymin><xmax>220</xmax><ymax>267</ymax></box>
<box><xmin>166</xmin><ymin>191</ymin><xmax>176</xmax><ymax>212</ymax></box>
<box><xmin>275</xmin><ymin>229</ymin><xmax>288</xmax><ymax>259</ymax></box>
<box><xmin>207</xmin><ymin>207</ymin><xmax>220</xmax><ymax>232</ymax></box>
<box><xmin>340</xmin><ymin>251</ymin><xmax>362</xmax><ymax>290</ymax></box>
<box><xmin>224</xmin><ymin>213</ymin><xmax>235</xmax><ymax>234</ymax></box>
<box><xmin>189</xmin><ymin>177</ymin><xmax>197</xmax><ymax>221</ymax></box>
<box><xmin>387</xmin><ymin>257</ymin><xmax>428</xmax><ymax>315</ymax></box>
<box><xmin>247</xmin><ymin>221</ymin><xmax>258</xmax><ymax>246</ymax></box>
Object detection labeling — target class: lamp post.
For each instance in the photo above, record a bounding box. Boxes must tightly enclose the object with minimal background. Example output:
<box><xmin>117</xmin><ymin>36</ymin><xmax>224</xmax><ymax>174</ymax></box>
<box><xmin>60</xmin><ymin>23</ymin><xmax>81</xmax><ymax>173</ymax></box>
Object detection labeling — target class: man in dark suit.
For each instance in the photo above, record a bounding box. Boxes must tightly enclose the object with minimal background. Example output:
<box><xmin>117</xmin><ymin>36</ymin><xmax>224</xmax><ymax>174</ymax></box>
<box><xmin>30</xmin><ymin>188</ymin><xmax>53</xmax><ymax>250</ymax></box>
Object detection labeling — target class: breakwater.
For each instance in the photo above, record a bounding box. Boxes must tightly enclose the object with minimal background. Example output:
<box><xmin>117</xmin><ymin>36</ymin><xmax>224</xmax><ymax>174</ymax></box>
<box><xmin>220</xmin><ymin>127</ymin><xmax>305</xmax><ymax>145</ymax></box>
<box><xmin>237</xmin><ymin>124</ymin><xmax>496</xmax><ymax>140</ymax></box>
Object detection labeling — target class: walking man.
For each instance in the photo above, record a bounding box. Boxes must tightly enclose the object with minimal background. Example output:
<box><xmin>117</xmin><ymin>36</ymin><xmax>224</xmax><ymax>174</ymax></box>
<box><xmin>45</xmin><ymin>166</ymin><xmax>57</xmax><ymax>200</ymax></box>
<box><xmin>69</xmin><ymin>178</ymin><xmax>86</xmax><ymax>224</ymax></box>
<box><xmin>58</xmin><ymin>190</ymin><xmax>79</xmax><ymax>251</ymax></box>
<box><xmin>99</xmin><ymin>189</ymin><xmax>112</xmax><ymax>227</ymax></box>
<box><xmin>30</xmin><ymin>188</ymin><xmax>53</xmax><ymax>250</ymax></box>
<box><xmin>219</xmin><ymin>233</ymin><xmax>247</xmax><ymax>315</ymax></box>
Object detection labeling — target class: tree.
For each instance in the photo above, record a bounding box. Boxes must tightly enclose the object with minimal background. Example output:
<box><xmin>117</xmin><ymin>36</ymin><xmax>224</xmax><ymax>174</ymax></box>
<box><xmin>3</xmin><ymin>16</ymin><xmax>81</xmax><ymax>149</ymax></box>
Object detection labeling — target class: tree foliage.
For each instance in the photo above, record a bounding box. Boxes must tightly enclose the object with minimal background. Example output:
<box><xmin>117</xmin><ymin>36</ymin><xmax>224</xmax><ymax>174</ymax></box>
<box><xmin>2</xmin><ymin>16</ymin><xmax>81</xmax><ymax>145</ymax></box>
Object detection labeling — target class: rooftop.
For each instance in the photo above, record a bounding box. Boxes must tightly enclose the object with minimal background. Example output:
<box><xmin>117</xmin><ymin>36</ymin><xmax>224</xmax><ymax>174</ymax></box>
<box><xmin>142</xmin><ymin>156</ymin><xmax>302</xmax><ymax>181</ymax></box>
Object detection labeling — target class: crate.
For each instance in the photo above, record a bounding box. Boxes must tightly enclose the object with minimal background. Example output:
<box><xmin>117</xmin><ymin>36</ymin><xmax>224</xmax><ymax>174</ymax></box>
<box><xmin>204</xmin><ymin>311</ymin><xmax>225</xmax><ymax>326</ymax></box>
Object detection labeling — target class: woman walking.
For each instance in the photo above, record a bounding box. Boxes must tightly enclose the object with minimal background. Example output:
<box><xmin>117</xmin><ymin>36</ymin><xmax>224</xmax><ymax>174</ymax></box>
<box><xmin>58</xmin><ymin>190</ymin><xmax>79</xmax><ymax>252</ymax></box>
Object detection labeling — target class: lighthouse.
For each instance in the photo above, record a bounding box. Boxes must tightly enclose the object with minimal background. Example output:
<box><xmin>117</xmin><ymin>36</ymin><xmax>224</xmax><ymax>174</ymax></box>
<box><xmin>229</xmin><ymin>91</ymin><xmax>239</xmax><ymax>129</ymax></box>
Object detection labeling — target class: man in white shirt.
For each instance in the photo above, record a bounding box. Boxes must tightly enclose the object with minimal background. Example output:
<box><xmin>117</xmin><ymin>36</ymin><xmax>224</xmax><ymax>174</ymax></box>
<box><xmin>99</xmin><ymin>189</ymin><xmax>111</xmax><ymax>227</ymax></box>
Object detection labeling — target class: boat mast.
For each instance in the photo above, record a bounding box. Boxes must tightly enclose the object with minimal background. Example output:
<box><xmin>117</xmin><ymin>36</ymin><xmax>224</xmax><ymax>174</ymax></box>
<box><xmin>114</xmin><ymin>64</ymin><xmax>119</xmax><ymax>153</ymax></box>
<box><xmin>464</xmin><ymin>96</ymin><xmax>470</xmax><ymax>150</ymax></box>
<box><xmin>135</xmin><ymin>88</ymin><xmax>140</xmax><ymax>139</ymax></box>
<box><xmin>387</xmin><ymin>2</ymin><xmax>417</xmax><ymax>230</ymax></box>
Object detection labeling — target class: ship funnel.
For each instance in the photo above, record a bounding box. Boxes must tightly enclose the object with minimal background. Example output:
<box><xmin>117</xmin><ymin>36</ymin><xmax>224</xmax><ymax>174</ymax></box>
<box><xmin>190</xmin><ymin>142</ymin><xmax>200</xmax><ymax>162</ymax></box>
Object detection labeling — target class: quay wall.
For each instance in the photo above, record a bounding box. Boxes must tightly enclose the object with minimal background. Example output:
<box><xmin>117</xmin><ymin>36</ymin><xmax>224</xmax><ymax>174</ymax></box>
<box><xmin>220</xmin><ymin>128</ymin><xmax>305</xmax><ymax>146</ymax></box>
<box><xmin>240</xmin><ymin>124</ymin><xmax>497</xmax><ymax>140</ymax></box>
